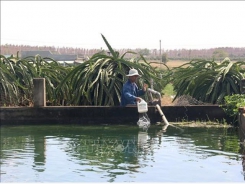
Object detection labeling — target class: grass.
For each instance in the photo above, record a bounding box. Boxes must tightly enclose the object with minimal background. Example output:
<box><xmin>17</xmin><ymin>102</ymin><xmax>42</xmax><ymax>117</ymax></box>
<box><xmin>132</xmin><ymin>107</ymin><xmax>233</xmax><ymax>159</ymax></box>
<box><xmin>172</xmin><ymin>120</ymin><xmax>231</xmax><ymax>128</ymax></box>
<box><xmin>162</xmin><ymin>83</ymin><xmax>175</xmax><ymax>96</ymax></box>
<box><xmin>159</xmin><ymin>83</ymin><xmax>176</xmax><ymax>105</ymax></box>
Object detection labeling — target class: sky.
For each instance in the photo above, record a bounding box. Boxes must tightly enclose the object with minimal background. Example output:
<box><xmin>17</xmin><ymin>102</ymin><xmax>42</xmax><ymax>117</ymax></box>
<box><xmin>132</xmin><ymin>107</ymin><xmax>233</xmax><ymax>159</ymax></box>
<box><xmin>1</xmin><ymin>1</ymin><xmax>245</xmax><ymax>50</ymax></box>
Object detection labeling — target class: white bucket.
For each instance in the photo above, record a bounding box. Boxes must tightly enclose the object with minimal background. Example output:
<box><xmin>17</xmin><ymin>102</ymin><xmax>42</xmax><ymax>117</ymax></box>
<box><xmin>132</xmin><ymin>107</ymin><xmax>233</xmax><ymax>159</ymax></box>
<box><xmin>137</xmin><ymin>99</ymin><xmax>148</xmax><ymax>113</ymax></box>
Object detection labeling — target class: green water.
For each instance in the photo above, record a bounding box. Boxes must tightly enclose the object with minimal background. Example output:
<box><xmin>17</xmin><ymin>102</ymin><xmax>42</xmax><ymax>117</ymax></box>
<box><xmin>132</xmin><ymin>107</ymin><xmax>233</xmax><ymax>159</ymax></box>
<box><xmin>0</xmin><ymin>124</ymin><xmax>244</xmax><ymax>182</ymax></box>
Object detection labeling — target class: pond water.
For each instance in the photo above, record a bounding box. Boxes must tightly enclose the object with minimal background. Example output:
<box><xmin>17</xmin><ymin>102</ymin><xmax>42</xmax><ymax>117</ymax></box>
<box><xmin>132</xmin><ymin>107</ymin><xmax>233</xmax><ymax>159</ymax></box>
<box><xmin>0</xmin><ymin>124</ymin><xmax>244</xmax><ymax>182</ymax></box>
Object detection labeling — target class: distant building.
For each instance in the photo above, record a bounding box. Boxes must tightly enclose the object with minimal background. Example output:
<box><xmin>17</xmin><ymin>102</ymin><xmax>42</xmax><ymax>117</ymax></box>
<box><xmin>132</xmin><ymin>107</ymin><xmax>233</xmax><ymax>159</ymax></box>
<box><xmin>20</xmin><ymin>50</ymin><xmax>77</xmax><ymax>61</ymax></box>
<box><xmin>3</xmin><ymin>54</ymin><xmax>12</xmax><ymax>58</ymax></box>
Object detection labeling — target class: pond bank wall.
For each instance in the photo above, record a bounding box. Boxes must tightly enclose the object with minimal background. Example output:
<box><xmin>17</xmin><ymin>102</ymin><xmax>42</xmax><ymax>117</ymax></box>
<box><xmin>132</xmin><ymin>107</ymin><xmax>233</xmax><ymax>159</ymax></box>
<box><xmin>239</xmin><ymin>108</ymin><xmax>245</xmax><ymax>136</ymax></box>
<box><xmin>0</xmin><ymin>105</ymin><xmax>230</xmax><ymax>126</ymax></box>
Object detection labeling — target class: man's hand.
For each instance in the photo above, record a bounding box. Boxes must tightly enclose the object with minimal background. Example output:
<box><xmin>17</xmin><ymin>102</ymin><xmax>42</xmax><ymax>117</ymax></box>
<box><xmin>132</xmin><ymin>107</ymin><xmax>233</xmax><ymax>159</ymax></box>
<box><xmin>136</xmin><ymin>97</ymin><xmax>142</xmax><ymax>103</ymax></box>
<box><xmin>143</xmin><ymin>83</ymin><xmax>148</xmax><ymax>91</ymax></box>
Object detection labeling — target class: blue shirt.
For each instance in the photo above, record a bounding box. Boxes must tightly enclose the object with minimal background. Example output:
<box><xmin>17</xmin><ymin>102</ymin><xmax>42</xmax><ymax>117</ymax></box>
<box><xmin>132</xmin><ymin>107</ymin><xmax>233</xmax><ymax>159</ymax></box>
<box><xmin>120</xmin><ymin>80</ymin><xmax>145</xmax><ymax>106</ymax></box>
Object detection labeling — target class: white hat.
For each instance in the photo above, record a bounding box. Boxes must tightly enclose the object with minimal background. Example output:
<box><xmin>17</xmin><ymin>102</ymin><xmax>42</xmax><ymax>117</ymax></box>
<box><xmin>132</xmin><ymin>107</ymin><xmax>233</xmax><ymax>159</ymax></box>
<box><xmin>126</xmin><ymin>69</ymin><xmax>141</xmax><ymax>77</ymax></box>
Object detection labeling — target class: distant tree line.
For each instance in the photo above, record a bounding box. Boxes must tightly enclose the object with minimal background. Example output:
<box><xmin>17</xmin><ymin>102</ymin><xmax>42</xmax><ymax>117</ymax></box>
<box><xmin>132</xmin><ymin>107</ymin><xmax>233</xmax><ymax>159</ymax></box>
<box><xmin>1</xmin><ymin>44</ymin><xmax>245</xmax><ymax>61</ymax></box>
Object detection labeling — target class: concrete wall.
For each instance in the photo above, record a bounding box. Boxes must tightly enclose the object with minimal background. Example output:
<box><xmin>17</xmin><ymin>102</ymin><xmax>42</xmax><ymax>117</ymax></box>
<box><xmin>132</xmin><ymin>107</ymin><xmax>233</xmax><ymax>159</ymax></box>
<box><xmin>239</xmin><ymin>107</ymin><xmax>245</xmax><ymax>136</ymax></box>
<box><xmin>0</xmin><ymin>105</ymin><xmax>229</xmax><ymax>126</ymax></box>
<box><xmin>238</xmin><ymin>107</ymin><xmax>245</xmax><ymax>169</ymax></box>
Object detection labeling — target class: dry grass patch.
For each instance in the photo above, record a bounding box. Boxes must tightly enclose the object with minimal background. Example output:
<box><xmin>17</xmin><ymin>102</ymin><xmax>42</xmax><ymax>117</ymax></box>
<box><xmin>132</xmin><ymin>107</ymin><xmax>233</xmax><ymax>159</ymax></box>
<box><xmin>172</xmin><ymin>121</ymin><xmax>231</xmax><ymax>128</ymax></box>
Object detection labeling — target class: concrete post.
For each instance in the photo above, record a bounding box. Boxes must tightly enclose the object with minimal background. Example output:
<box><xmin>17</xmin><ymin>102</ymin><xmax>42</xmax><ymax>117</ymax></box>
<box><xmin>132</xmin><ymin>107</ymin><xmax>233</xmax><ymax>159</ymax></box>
<box><xmin>241</xmin><ymin>79</ymin><xmax>245</xmax><ymax>94</ymax></box>
<box><xmin>33</xmin><ymin>78</ymin><xmax>46</xmax><ymax>107</ymax></box>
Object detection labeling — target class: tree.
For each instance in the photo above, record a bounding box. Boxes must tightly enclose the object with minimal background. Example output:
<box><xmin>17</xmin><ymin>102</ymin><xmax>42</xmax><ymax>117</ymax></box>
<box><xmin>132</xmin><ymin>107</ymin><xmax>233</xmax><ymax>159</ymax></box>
<box><xmin>55</xmin><ymin>34</ymin><xmax>164</xmax><ymax>106</ymax></box>
<box><xmin>161</xmin><ymin>53</ymin><xmax>168</xmax><ymax>64</ymax></box>
<box><xmin>212</xmin><ymin>49</ymin><xmax>229</xmax><ymax>62</ymax></box>
<box><xmin>0</xmin><ymin>54</ymin><xmax>70</xmax><ymax>106</ymax></box>
<box><xmin>169</xmin><ymin>58</ymin><xmax>245</xmax><ymax>104</ymax></box>
<box><xmin>138</xmin><ymin>48</ymin><xmax>150</xmax><ymax>56</ymax></box>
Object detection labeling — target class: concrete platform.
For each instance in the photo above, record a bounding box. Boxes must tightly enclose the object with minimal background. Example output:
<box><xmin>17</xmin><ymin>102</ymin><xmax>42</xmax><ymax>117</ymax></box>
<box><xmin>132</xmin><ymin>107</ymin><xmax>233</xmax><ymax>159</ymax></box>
<box><xmin>0</xmin><ymin>105</ymin><xmax>230</xmax><ymax>126</ymax></box>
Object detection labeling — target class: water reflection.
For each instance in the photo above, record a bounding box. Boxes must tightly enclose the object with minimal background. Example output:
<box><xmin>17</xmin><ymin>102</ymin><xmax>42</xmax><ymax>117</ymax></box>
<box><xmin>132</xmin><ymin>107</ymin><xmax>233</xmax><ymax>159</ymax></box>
<box><xmin>32</xmin><ymin>134</ymin><xmax>46</xmax><ymax>172</ymax></box>
<box><xmin>0</xmin><ymin>124</ymin><xmax>243</xmax><ymax>182</ymax></box>
<box><xmin>238</xmin><ymin>123</ymin><xmax>245</xmax><ymax>180</ymax></box>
